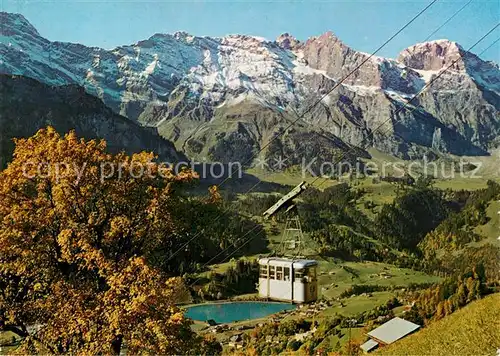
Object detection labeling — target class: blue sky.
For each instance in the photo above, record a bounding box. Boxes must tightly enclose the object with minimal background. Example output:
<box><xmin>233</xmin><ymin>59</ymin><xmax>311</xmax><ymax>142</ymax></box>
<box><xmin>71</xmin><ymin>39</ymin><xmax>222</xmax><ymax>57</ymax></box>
<box><xmin>3</xmin><ymin>0</ymin><xmax>499</xmax><ymax>62</ymax></box>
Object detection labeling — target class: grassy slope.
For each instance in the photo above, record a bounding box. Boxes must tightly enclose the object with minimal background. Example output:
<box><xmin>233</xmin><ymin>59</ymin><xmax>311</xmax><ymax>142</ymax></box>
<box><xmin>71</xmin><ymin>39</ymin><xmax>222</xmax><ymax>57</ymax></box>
<box><xmin>377</xmin><ymin>293</ymin><xmax>500</xmax><ymax>356</ymax></box>
<box><xmin>316</xmin><ymin>260</ymin><xmax>441</xmax><ymax>300</ymax></box>
<box><xmin>366</xmin><ymin>148</ymin><xmax>500</xmax><ymax>185</ymax></box>
<box><xmin>472</xmin><ymin>200</ymin><xmax>500</xmax><ymax>247</ymax></box>
<box><xmin>355</xmin><ymin>180</ymin><xmax>397</xmax><ymax>218</ymax></box>
<box><xmin>317</xmin><ymin>291</ymin><xmax>395</xmax><ymax>317</ymax></box>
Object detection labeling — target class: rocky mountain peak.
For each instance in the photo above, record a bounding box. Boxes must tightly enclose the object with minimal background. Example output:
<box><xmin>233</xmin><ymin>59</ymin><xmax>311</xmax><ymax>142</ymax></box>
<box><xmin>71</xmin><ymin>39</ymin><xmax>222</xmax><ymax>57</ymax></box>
<box><xmin>223</xmin><ymin>34</ymin><xmax>268</xmax><ymax>44</ymax></box>
<box><xmin>0</xmin><ymin>12</ymin><xmax>40</xmax><ymax>37</ymax></box>
<box><xmin>302</xmin><ymin>30</ymin><xmax>352</xmax><ymax>65</ymax></box>
<box><xmin>173</xmin><ymin>31</ymin><xmax>195</xmax><ymax>41</ymax></box>
<box><xmin>144</xmin><ymin>31</ymin><xmax>198</xmax><ymax>46</ymax></box>
<box><xmin>398</xmin><ymin>39</ymin><xmax>466</xmax><ymax>71</ymax></box>
<box><xmin>300</xmin><ymin>30</ymin><xmax>384</xmax><ymax>86</ymax></box>
<box><xmin>275</xmin><ymin>33</ymin><xmax>301</xmax><ymax>50</ymax></box>
<box><xmin>310</xmin><ymin>31</ymin><xmax>343</xmax><ymax>45</ymax></box>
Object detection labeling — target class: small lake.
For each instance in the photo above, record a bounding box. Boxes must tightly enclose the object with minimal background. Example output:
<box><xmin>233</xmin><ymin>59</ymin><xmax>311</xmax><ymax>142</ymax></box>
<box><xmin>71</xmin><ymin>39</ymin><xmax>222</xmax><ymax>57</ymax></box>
<box><xmin>185</xmin><ymin>301</ymin><xmax>296</xmax><ymax>323</ymax></box>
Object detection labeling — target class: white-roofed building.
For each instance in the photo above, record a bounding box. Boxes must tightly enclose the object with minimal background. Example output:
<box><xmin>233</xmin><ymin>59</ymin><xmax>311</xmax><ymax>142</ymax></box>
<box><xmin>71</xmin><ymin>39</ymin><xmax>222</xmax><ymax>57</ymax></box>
<box><xmin>361</xmin><ymin>317</ymin><xmax>420</xmax><ymax>353</ymax></box>
<box><xmin>360</xmin><ymin>339</ymin><xmax>379</xmax><ymax>353</ymax></box>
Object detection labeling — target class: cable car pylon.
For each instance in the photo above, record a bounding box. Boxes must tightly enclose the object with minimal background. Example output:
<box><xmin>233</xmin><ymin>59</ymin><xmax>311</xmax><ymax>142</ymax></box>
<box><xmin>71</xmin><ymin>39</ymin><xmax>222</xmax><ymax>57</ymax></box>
<box><xmin>263</xmin><ymin>181</ymin><xmax>308</xmax><ymax>257</ymax></box>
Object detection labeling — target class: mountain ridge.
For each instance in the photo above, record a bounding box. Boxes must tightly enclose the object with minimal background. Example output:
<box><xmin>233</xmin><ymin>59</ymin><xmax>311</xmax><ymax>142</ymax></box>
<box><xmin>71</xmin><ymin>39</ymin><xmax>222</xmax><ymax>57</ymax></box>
<box><xmin>0</xmin><ymin>74</ymin><xmax>185</xmax><ymax>168</ymax></box>
<box><xmin>1</xmin><ymin>12</ymin><xmax>499</xmax><ymax>166</ymax></box>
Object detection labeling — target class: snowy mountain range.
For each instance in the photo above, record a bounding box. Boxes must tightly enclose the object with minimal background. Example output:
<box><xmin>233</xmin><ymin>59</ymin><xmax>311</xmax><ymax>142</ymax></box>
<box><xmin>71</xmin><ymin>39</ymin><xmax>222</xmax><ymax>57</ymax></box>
<box><xmin>1</xmin><ymin>12</ymin><xmax>499</xmax><ymax>166</ymax></box>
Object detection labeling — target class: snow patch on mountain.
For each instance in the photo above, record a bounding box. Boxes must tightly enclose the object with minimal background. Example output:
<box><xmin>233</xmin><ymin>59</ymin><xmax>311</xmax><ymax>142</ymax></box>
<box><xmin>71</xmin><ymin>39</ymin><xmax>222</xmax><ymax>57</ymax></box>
<box><xmin>291</xmin><ymin>56</ymin><xmax>335</xmax><ymax>81</ymax></box>
<box><xmin>143</xmin><ymin>54</ymin><xmax>159</xmax><ymax>76</ymax></box>
<box><xmin>342</xmin><ymin>84</ymin><xmax>380</xmax><ymax>96</ymax></box>
<box><xmin>414</xmin><ymin>69</ymin><xmax>441</xmax><ymax>83</ymax></box>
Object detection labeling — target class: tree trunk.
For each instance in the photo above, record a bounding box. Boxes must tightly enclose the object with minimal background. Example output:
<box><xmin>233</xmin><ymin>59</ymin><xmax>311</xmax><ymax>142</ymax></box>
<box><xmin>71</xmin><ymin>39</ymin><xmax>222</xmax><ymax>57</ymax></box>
<box><xmin>111</xmin><ymin>335</ymin><xmax>123</xmax><ymax>355</ymax></box>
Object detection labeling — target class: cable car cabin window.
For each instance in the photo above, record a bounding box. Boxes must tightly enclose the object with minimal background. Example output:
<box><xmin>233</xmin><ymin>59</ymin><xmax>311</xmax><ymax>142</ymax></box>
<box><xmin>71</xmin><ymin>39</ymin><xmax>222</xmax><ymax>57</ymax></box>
<box><xmin>298</xmin><ymin>267</ymin><xmax>316</xmax><ymax>282</ymax></box>
<box><xmin>284</xmin><ymin>267</ymin><xmax>290</xmax><ymax>281</ymax></box>
<box><xmin>276</xmin><ymin>266</ymin><xmax>283</xmax><ymax>280</ymax></box>
<box><xmin>269</xmin><ymin>266</ymin><xmax>275</xmax><ymax>279</ymax></box>
<box><xmin>294</xmin><ymin>269</ymin><xmax>305</xmax><ymax>282</ymax></box>
<box><xmin>307</xmin><ymin>267</ymin><xmax>317</xmax><ymax>279</ymax></box>
<box><xmin>259</xmin><ymin>266</ymin><xmax>268</xmax><ymax>278</ymax></box>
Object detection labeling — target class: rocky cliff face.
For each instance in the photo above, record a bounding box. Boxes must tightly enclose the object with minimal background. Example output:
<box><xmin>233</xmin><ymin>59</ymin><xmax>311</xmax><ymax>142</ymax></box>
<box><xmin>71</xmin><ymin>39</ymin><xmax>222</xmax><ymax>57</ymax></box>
<box><xmin>398</xmin><ymin>40</ymin><xmax>466</xmax><ymax>71</ymax></box>
<box><xmin>1</xmin><ymin>12</ymin><xmax>499</xmax><ymax>166</ymax></box>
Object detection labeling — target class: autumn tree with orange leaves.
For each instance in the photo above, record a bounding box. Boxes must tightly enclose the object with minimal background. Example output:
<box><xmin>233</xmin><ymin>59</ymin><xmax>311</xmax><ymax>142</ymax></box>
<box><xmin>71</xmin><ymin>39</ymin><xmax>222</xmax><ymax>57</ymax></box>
<box><xmin>0</xmin><ymin>127</ymin><xmax>221</xmax><ymax>354</ymax></box>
